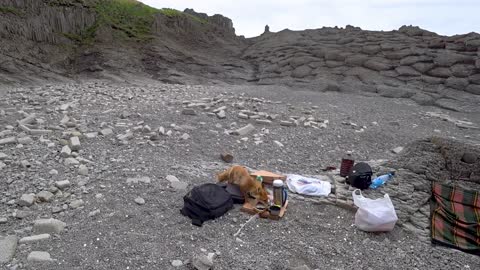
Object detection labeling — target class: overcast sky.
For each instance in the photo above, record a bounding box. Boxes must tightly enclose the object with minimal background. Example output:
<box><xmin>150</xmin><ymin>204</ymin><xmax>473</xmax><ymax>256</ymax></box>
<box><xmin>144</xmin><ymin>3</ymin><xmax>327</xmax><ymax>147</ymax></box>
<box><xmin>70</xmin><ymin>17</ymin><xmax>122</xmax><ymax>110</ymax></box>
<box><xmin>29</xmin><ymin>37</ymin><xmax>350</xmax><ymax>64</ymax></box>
<box><xmin>140</xmin><ymin>0</ymin><xmax>479</xmax><ymax>38</ymax></box>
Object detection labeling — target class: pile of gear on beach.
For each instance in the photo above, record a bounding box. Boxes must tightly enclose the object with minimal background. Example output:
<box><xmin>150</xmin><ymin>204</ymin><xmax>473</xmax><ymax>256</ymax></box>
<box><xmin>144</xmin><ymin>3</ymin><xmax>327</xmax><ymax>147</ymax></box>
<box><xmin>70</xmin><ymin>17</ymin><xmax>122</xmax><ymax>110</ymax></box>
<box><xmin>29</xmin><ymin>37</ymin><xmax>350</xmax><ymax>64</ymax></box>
<box><xmin>180</xmin><ymin>154</ymin><xmax>480</xmax><ymax>256</ymax></box>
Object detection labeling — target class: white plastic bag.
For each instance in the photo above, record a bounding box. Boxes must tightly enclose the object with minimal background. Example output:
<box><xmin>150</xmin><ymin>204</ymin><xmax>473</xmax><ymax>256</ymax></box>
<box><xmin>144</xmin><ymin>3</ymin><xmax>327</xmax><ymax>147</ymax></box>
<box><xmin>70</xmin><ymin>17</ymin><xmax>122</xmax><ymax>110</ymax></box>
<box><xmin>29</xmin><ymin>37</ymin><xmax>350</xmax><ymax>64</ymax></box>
<box><xmin>352</xmin><ymin>189</ymin><xmax>398</xmax><ymax>232</ymax></box>
<box><xmin>286</xmin><ymin>174</ymin><xmax>331</xmax><ymax>197</ymax></box>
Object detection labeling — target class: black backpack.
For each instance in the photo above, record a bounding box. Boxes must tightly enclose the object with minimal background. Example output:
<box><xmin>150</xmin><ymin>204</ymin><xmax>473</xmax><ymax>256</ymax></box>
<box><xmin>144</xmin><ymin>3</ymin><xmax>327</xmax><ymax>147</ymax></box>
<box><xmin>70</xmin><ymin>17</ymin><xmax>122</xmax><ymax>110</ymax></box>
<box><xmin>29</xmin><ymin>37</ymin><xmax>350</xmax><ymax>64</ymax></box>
<box><xmin>180</xmin><ymin>183</ymin><xmax>234</xmax><ymax>227</ymax></box>
<box><xmin>346</xmin><ymin>162</ymin><xmax>372</xmax><ymax>190</ymax></box>
<box><xmin>216</xmin><ymin>182</ymin><xmax>245</xmax><ymax>204</ymax></box>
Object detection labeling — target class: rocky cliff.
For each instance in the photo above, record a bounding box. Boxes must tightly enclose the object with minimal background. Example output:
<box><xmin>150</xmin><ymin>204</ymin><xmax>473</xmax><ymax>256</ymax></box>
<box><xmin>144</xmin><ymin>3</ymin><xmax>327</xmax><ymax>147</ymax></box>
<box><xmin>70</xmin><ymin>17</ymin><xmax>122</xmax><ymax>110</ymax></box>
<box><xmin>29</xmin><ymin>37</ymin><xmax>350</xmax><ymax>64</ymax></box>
<box><xmin>0</xmin><ymin>0</ymin><xmax>479</xmax><ymax>111</ymax></box>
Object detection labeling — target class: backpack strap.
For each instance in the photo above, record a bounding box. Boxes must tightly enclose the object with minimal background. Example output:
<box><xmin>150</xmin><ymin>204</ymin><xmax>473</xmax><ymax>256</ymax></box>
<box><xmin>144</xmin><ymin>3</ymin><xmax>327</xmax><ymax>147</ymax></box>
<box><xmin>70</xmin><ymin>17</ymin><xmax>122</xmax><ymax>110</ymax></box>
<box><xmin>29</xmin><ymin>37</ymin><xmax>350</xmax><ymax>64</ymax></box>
<box><xmin>192</xmin><ymin>218</ymin><xmax>203</xmax><ymax>227</ymax></box>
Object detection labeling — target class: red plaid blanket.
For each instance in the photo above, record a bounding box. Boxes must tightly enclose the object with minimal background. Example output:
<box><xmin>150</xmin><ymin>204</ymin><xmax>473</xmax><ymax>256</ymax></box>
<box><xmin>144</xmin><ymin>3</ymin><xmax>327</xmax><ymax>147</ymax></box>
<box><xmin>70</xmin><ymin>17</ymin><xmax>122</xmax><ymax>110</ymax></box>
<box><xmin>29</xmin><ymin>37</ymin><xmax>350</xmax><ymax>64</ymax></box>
<box><xmin>430</xmin><ymin>182</ymin><xmax>480</xmax><ymax>255</ymax></box>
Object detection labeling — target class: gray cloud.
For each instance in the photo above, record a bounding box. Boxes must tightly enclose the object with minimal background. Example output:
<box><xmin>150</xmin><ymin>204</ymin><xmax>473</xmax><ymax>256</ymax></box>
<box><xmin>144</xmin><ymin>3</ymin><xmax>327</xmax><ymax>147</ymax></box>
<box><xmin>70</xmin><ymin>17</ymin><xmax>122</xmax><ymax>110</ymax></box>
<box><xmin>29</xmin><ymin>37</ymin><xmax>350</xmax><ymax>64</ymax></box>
<box><xmin>140</xmin><ymin>0</ymin><xmax>479</xmax><ymax>37</ymax></box>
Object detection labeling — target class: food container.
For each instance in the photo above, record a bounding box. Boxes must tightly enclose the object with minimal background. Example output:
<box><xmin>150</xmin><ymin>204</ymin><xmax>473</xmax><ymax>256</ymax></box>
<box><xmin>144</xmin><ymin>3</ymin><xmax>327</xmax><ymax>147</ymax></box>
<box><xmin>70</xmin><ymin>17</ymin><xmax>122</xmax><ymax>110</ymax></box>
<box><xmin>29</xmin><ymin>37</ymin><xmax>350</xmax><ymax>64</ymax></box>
<box><xmin>273</xmin><ymin>179</ymin><xmax>287</xmax><ymax>206</ymax></box>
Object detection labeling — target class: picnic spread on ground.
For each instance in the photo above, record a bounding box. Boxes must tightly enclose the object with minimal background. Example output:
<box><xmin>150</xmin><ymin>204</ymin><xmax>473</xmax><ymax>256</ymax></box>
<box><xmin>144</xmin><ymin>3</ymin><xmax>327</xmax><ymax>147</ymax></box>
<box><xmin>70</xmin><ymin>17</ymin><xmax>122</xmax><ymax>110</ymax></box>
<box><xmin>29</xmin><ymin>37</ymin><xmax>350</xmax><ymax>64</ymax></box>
<box><xmin>179</xmin><ymin>155</ymin><xmax>480</xmax><ymax>256</ymax></box>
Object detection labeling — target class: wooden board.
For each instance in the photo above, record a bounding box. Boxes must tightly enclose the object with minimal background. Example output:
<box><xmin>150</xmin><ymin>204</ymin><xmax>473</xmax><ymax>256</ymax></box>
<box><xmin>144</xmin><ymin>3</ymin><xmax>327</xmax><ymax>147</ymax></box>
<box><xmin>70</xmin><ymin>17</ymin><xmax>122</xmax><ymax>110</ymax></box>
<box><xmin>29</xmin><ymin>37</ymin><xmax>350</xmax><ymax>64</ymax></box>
<box><xmin>240</xmin><ymin>200</ymin><xmax>288</xmax><ymax>220</ymax></box>
<box><xmin>250</xmin><ymin>170</ymin><xmax>286</xmax><ymax>185</ymax></box>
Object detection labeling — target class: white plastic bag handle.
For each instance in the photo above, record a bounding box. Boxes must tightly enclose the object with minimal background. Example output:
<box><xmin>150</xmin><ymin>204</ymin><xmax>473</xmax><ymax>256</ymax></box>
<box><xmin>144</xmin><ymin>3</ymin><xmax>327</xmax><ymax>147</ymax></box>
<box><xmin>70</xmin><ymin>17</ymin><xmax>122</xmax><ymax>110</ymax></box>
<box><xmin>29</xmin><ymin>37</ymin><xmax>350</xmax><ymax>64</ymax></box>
<box><xmin>352</xmin><ymin>189</ymin><xmax>367</xmax><ymax>208</ymax></box>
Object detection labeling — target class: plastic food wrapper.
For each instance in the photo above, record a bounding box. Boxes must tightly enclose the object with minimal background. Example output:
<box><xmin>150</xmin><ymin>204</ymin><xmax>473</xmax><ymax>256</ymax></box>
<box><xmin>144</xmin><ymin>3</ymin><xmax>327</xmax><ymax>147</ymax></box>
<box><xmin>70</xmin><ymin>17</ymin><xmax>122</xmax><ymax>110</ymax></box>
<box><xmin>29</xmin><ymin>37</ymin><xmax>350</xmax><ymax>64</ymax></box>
<box><xmin>286</xmin><ymin>174</ymin><xmax>332</xmax><ymax>197</ymax></box>
<box><xmin>352</xmin><ymin>189</ymin><xmax>398</xmax><ymax>232</ymax></box>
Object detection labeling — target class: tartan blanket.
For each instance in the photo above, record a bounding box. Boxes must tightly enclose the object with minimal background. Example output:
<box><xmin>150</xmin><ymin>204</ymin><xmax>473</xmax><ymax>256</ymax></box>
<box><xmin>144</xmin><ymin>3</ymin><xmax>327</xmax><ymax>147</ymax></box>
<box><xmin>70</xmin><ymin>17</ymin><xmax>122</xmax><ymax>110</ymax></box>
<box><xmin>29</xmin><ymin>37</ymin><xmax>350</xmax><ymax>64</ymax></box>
<box><xmin>430</xmin><ymin>182</ymin><xmax>480</xmax><ymax>255</ymax></box>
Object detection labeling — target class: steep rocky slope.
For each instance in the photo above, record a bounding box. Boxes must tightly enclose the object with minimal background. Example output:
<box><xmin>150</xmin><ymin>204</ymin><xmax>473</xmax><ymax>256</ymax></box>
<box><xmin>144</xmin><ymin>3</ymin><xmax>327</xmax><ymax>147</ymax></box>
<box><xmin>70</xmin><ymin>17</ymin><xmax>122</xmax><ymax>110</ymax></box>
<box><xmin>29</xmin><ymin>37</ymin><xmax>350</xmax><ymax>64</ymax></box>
<box><xmin>0</xmin><ymin>0</ymin><xmax>251</xmax><ymax>85</ymax></box>
<box><xmin>1</xmin><ymin>0</ymin><xmax>480</xmax><ymax>112</ymax></box>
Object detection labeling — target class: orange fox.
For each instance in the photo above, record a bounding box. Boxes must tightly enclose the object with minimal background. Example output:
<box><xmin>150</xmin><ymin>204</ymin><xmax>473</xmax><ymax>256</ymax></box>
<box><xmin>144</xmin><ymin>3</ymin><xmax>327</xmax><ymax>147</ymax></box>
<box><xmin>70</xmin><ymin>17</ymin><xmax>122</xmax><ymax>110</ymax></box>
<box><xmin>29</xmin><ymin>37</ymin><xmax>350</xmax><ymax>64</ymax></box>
<box><xmin>217</xmin><ymin>165</ymin><xmax>269</xmax><ymax>204</ymax></box>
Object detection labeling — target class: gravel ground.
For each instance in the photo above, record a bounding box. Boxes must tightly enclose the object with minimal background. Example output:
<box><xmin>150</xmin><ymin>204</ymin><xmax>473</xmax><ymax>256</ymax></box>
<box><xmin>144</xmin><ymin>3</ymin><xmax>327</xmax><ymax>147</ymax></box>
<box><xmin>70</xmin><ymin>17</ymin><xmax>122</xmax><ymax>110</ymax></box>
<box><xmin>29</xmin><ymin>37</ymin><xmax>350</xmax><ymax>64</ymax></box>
<box><xmin>1</xmin><ymin>81</ymin><xmax>479</xmax><ymax>270</ymax></box>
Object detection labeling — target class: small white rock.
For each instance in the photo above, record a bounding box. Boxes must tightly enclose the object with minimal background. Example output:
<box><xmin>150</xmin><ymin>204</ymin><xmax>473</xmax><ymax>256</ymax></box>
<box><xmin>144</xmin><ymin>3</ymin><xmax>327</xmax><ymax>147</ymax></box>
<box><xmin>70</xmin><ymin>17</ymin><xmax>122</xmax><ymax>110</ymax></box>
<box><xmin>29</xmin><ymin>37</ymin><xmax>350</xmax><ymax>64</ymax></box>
<box><xmin>172</xmin><ymin>260</ymin><xmax>183</xmax><ymax>267</ymax></box>
<box><xmin>19</xmin><ymin>234</ymin><xmax>51</xmax><ymax>244</ymax></box>
<box><xmin>18</xmin><ymin>193</ymin><xmax>35</xmax><ymax>206</ymax></box>
<box><xmin>70</xmin><ymin>136</ymin><xmax>81</xmax><ymax>151</ymax></box>
<box><xmin>274</xmin><ymin>141</ymin><xmax>284</xmax><ymax>148</ymax></box>
<box><xmin>27</xmin><ymin>251</ymin><xmax>53</xmax><ymax>262</ymax></box>
<box><xmin>55</xmin><ymin>180</ymin><xmax>71</xmax><ymax>190</ymax></box>
<box><xmin>134</xmin><ymin>197</ymin><xmax>145</xmax><ymax>205</ymax></box>
<box><xmin>392</xmin><ymin>147</ymin><xmax>404</xmax><ymax>154</ymax></box>
<box><xmin>78</xmin><ymin>164</ymin><xmax>88</xmax><ymax>176</ymax></box>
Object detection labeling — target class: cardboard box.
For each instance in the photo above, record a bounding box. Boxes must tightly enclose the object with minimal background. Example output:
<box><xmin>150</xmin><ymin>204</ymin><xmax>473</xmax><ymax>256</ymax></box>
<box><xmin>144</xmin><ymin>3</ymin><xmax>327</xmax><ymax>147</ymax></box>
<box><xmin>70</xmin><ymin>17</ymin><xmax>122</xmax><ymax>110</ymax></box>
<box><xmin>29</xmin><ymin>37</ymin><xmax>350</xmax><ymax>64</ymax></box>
<box><xmin>250</xmin><ymin>170</ymin><xmax>286</xmax><ymax>185</ymax></box>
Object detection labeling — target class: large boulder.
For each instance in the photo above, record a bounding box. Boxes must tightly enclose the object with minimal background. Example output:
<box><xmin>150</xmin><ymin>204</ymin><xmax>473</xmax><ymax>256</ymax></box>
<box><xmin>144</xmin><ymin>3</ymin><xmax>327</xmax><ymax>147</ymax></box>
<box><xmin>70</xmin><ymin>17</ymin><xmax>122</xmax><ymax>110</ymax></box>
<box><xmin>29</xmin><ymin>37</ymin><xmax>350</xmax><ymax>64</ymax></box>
<box><xmin>291</xmin><ymin>65</ymin><xmax>312</xmax><ymax>78</ymax></box>
<box><xmin>445</xmin><ymin>77</ymin><xmax>469</xmax><ymax>90</ymax></box>
<box><xmin>412</xmin><ymin>62</ymin><xmax>434</xmax><ymax>73</ymax></box>
<box><xmin>384</xmin><ymin>49</ymin><xmax>416</xmax><ymax>60</ymax></box>
<box><xmin>469</xmin><ymin>74</ymin><xmax>480</xmax><ymax>85</ymax></box>
<box><xmin>422</xmin><ymin>75</ymin><xmax>445</xmax><ymax>84</ymax></box>
<box><xmin>411</xmin><ymin>92</ymin><xmax>435</xmax><ymax>105</ymax></box>
<box><xmin>376</xmin><ymin>85</ymin><xmax>415</xmax><ymax>98</ymax></box>
<box><xmin>345</xmin><ymin>55</ymin><xmax>369</xmax><ymax>66</ymax></box>
<box><xmin>466</xmin><ymin>84</ymin><xmax>480</xmax><ymax>95</ymax></box>
<box><xmin>465</xmin><ymin>39</ymin><xmax>480</xmax><ymax>50</ymax></box>
<box><xmin>400</xmin><ymin>55</ymin><xmax>432</xmax><ymax>66</ymax></box>
<box><xmin>362</xmin><ymin>45</ymin><xmax>381</xmax><ymax>55</ymax></box>
<box><xmin>289</xmin><ymin>56</ymin><xmax>318</xmax><ymax>68</ymax></box>
<box><xmin>364</xmin><ymin>58</ymin><xmax>393</xmax><ymax>71</ymax></box>
<box><xmin>427</xmin><ymin>67</ymin><xmax>452</xmax><ymax>78</ymax></box>
<box><xmin>396</xmin><ymin>66</ymin><xmax>421</xmax><ymax>76</ymax></box>
<box><xmin>451</xmin><ymin>64</ymin><xmax>473</xmax><ymax>78</ymax></box>
<box><xmin>434</xmin><ymin>52</ymin><xmax>472</xmax><ymax>67</ymax></box>
<box><xmin>324</xmin><ymin>50</ymin><xmax>347</xmax><ymax>61</ymax></box>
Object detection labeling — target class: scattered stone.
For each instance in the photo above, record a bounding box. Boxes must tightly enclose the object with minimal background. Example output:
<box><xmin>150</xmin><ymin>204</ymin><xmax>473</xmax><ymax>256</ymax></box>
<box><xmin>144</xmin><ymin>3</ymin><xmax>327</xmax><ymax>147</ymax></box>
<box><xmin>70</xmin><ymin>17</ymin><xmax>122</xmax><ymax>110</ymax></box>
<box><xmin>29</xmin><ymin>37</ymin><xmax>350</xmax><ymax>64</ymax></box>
<box><xmin>166</xmin><ymin>175</ymin><xmax>180</xmax><ymax>183</ymax></box>
<box><xmin>231</xmin><ymin>124</ymin><xmax>255</xmax><ymax>136</ymax></box>
<box><xmin>88</xmin><ymin>209</ymin><xmax>101</xmax><ymax>217</ymax></box>
<box><xmin>85</xmin><ymin>132</ymin><xmax>98</xmax><ymax>139</ymax></box>
<box><xmin>134</xmin><ymin>197</ymin><xmax>145</xmax><ymax>205</ymax></box>
<box><xmin>392</xmin><ymin>147</ymin><xmax>404</xmax><ymax>154</ymax></box>
<box><xmin>0</xmin><ymin>161</ymin><xmax>5</xmax><ymax>170</ymax></box>
<box><xmin>70</xmin><ymin>136</ymin><xmax>81</xmax><ymax>151</ymax></box>
<box><xmin>255</xmin><ymin>119</ymin><xmax>272</xmax><ymax>125</ymax></box>
<box><xmin>69</xmin><ymin>199</ymin><xmax>84</xmax><ymax>209</ymax></box>
<box><xmin>274</xmin><ymin>141</ymin><xmax>284</xmax><ymax>147</ymax></box>
<box><xmin>100</xmin><ymin>128</ymin><xmax>113</xmax><ymax>136</ymax></box>
<box><xmin>64</xmin><ymin>158</ymin><xmax>79</xmax><ymax>166</ymax></box>
<box><xmin>461</xmin><ymin>152</ymin><xmax>477</xmax><ymax>164</ymax></box>
<box><xmin>0</xmin><ymin>137</ymin><xmax>17</xmax><ymax>145</ymax></box>
<box><xmin>171</xmin><ymin>181</ymin><xmax>188</xmax><ymax>191</ymax></box>
<box><xmin>220</xmin><ymin>153</ymin><xmax>234</xmax><ymax>163</ymax></box>
<box><xmin>192</xmin><ymin>254</ymin><xmax>214</xmax><ymax>270</ymax></box>
<box><xmin>280</xmin><ymin>121</ymin><xmax>296</xmax><ymax>127</ymax></box>
<box><xmin>17</xmin><ymin>136</ymin><xmax>33</xmax><ymax>144</ymax></box>
<box><xmin>19</xmin><ymin>234</ymin><xmax>51</xmax><ymax>244</ymax></box>
<box><xmin>20</xmin><ymin>160</ymin><xmax>31</xmax><ymax>168</ymax></box>
<box><xmin>37</xmin><ymin>191</ymin><xmax>54</xmax><ymax>202</ymax></box>
<box><xmin>172</xmin><ymin>260</ymin><xmax>183</xmax><ymax>267</ymax></box>
<box><xmin>0</xmin><ymin>152</ymin><xmax>8</xmax><ymax>160</ymax></box>
<box><xmin>0</xmin><ymin>235</ymin><xmax>17</xmax><ymax>263</ymax></box>
<box><xmin>182</xmin><ymin>108</ymin><xmax>196</xmax><ymax>115</ymax></box>
<box><xmin>33</xmin><ymin>218</ymin><xmax>66</xmax><ymax>234</ymax></box>
<box><xmin>78</xmin><ymin>164</ymin><xmax>89</xmax><ymax>175</ymax></box>
<box><xmin>238</xmin><ymin>113</ymin><xmax>249</xmax><ymax>119</ymax></box>
<box><xmin>126</xmin><ymin>176</ymin><xmax>151</xmax><ymax>184</ymax></box>
<box><xmin>213</xmin><ymin>106</ymin><xmax>226</xmax><ymax>113</ymax></box>
<box><xmin>49</xmin><ymin>169</ymin><xmax>58</xmax><ymax>175</ymax></box>
<box><xmin>216</xmin><ymin>110</ymin><xmax>226</xmax><ymax>119</ymax></box>
<box><xmin>18</xmin><ymin>193</ymin><xmax>35</xmax><ymax>207</ymax></box>
<box><xmin>27</xmin><ymin>251</ymin><xmax>53</xmax><ymax>262</ymax></box>
<box><xmin>142</xmin><ymin>125</ymin><xmax>152</xmax><ymax>133</ymax></box>
<box><xmin>55</xmin><ymin>180</ymin><xmax>71</xmax><ymax>190</ymax></box>
<box><xmin>181</xmin><ymin>133</ymin><xmax>190</xmax><ymax>140</ymax></box>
